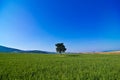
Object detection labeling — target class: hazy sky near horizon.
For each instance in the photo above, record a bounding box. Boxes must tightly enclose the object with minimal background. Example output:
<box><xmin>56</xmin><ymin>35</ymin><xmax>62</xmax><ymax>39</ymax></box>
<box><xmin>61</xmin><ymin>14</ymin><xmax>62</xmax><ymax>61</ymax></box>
<box><xmin>0</xmin><ymin>0</ymin><xmax>120</xmax><ymax>52</ymax></box>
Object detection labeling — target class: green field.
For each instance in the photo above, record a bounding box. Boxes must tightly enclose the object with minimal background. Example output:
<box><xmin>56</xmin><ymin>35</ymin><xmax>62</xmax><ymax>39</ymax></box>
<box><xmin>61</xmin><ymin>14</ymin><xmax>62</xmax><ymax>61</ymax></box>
<box><xmin>0</xmin><ymin>53</ymin><xmax>120</xmax><ymax>80</ymax></box>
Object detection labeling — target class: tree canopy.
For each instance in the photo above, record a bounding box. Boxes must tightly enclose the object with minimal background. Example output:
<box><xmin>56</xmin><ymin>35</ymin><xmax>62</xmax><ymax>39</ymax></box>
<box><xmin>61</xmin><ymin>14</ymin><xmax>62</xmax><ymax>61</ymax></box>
<box><xmin>55</xmin><ymin>43</ymin><xmax>67</xmax><ymax>53</ymax></box>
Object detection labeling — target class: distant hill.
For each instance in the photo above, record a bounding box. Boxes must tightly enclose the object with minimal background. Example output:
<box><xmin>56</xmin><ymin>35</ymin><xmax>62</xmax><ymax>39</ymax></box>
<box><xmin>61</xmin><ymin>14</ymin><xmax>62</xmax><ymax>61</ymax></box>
<box><xmin>0</xmin><ymin>45</ymin><xmax>22</xmax><ymax>52</ymax></box>
<box><xmin>0</xmin><ymin>45</ymin><xmax>52</xmax><ymax>53</ymax></box>
<box><xmin>102</xmin><ymin>50</ymin><xmax>120</xmax><ymax>52</ymax></box>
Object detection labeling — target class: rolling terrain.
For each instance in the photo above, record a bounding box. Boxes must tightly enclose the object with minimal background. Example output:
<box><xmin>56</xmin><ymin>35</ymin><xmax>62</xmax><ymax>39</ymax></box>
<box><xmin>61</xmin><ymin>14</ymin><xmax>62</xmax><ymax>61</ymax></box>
<box><xmin>0</xmin><ymin>45</ymin><xmax>51</xmax><ymax>53</ymax></box>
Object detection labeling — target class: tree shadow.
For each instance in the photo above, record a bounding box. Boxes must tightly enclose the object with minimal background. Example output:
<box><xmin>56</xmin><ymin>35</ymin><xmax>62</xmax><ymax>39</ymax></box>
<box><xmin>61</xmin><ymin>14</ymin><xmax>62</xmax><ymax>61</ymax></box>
<box><xmin>66</xmin><ymin>54</ymin><xmax>80</xmax><ymax>57</ymax></box>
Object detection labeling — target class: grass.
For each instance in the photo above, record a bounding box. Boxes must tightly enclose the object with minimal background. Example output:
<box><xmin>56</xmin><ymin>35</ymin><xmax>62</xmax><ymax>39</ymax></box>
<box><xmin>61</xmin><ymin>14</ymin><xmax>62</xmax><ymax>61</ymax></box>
<box><xmin>0</xmin><ymin>53</ymin><xmax>120</xmax><ymax>80</ymax></box>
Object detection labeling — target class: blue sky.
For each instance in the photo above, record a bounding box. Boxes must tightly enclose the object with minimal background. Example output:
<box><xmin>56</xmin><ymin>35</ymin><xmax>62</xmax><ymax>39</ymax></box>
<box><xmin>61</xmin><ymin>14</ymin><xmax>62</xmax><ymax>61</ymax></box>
<box><xmin>0</xmin><ymin>0</ymin><xmax>120</xmax><ymax>52</ymax></box>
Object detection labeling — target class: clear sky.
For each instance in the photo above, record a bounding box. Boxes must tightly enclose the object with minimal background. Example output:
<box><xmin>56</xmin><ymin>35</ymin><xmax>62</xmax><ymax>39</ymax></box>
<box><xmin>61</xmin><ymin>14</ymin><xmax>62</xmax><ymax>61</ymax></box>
<box><xmin>0</xmin><ymin>0</ymin><xmax>120</xmax><ymax>52</ymax></box>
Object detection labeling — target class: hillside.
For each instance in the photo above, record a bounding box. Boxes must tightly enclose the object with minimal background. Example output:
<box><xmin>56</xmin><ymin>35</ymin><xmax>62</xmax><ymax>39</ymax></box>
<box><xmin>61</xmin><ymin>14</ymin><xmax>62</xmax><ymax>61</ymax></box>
<box><xmin>0</xmin><ymin>45</ymin><xmax>22</xmax><ymax>52</ymax></box>
<box><xmin>0</xmin><ymin>45</ymin><xmax>50</xmax><ymax>53</ymax></box>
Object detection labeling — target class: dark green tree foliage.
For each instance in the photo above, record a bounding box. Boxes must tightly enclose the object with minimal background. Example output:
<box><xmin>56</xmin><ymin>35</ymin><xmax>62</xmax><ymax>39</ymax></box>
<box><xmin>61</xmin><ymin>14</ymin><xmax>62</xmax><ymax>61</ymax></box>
<box><xmin>55</xmin><ymin>43</ymin><xmax>67</xmax><ymax>53</ymax></box>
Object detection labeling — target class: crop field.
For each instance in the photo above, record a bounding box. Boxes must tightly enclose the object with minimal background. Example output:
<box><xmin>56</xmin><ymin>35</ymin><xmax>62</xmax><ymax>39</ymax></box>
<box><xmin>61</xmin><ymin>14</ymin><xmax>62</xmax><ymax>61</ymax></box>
<box><xmin>0</xmin><ymin>53</ymin><xmax>120</xmax><ymax>80</ymax></box>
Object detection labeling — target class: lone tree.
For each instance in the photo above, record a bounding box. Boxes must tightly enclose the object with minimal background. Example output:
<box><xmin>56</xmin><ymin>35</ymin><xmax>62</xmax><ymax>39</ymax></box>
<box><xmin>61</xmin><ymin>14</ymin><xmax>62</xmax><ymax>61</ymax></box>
<box><xmin>55</xmin><ymin>43</ymin><xmax>67</xmax><ymax>53</ymax></box>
